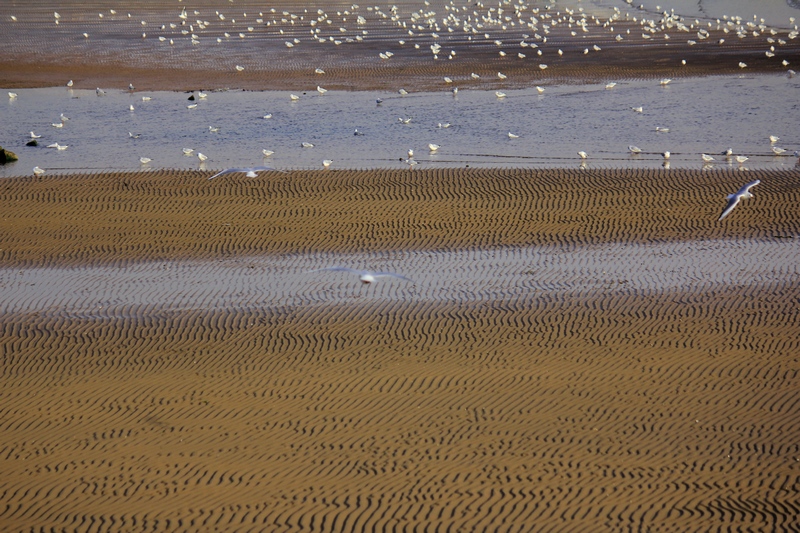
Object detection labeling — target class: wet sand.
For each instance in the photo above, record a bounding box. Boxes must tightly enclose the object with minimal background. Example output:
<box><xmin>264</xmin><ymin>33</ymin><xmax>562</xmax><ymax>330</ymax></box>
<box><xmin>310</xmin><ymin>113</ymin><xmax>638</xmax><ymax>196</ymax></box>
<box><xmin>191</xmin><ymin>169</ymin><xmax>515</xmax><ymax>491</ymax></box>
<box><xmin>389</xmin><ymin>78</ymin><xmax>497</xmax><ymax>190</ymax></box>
<box><xmin>1</xmin><ymin>168</ymin><xmax>800</xmax><ymax>530</ymax></box>
<box><xmin>1</xmin><ymin>0</ymin><xmax>799</xmax><ymax>91</ymax></box>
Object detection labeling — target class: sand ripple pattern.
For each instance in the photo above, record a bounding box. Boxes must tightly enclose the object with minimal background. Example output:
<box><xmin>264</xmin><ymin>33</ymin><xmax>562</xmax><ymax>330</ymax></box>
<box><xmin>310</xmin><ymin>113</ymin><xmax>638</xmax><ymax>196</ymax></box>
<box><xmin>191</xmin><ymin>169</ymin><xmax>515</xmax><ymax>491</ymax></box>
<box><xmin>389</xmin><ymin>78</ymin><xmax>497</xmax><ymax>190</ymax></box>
<box><xmin>1</xmin><ymin>239</ymin><xmax>799</xmax><ymax>317</ymax></box>
<box><xmin>1</xmin><ymin>168</ymin><xmax>799</xmax><ymax>530</ymax></box>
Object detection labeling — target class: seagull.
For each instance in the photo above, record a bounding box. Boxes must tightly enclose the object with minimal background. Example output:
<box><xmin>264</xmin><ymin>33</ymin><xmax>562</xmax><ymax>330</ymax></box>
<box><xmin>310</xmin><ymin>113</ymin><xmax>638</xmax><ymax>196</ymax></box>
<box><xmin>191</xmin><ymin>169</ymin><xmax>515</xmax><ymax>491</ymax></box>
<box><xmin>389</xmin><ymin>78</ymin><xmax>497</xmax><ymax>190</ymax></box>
<box><xmin>578</xmin><ymin>151</ymin><xmax>588</xmax><ymax>159</ymax></box>
<box><xmin>662</xmin><ymin>151</ymin><xmax>670</xmax><ymax>159</ymax></box>
<box><xmin>129</xmin><ymin>132</ymin><xmax>141</xmax><ymax>139</ymax></box>
<box><xmin>66</xmin><ymin>80</ymin><xmax>73</xmax><ymax>87</ymax></box>
<box><xmin>315</xmin><ymin>68</ymin><xmax>325</xmax><ymax>74</ymax></box>
<box><xmin>398</xmin><ymin>117</ymin><xmax>412</xmax><ymax>124</ymax></box>
<box><xmin>437</xmin><ymin>122</ymin><xmax>451</xmax><ymax>129</ymax></box>
<box><xmin>317</xmin><ymin>85</ymin><xmax>327</xmax><ymax>94</ymax></box>
<box><xmin>182</xmin><ymin>148</ymin><xmax>194</xmax><ymax>155</ymax></box>
<box><xmin>407</xmin><ymin>148</ymin><xmax>414</xmax><ymax>158</ymax></box>
<box><xmin>722</xmin><ymin>148</ymin><xmax>733</xmax><ymax>156</ymax></box>
<box><xmin>207</xmin><ymin>166</ymin><xmax>281</xmax><ymax>180</ymax></box>
<box><xmin>354</xmin><ymin>128</ymin><xmax>364</xmax><ymax>136</ymax></box>
<box><xmin>60</xmin><ymin>113</ymin><xmax>70</xmax><ymax>122</ymax></box>
<box><xmin>128</xmin><ymin>83</ymin><xmax>135</xmax><ymax>91</ymax></box>
<box><xmin>51</xmin><ymin>122</ymin><xmax>64</xmax><ymax>128</ymax></box>
<box><xmin>301</xmin><ymin>142</ymin><xmax>315</xmax><ymax>148</ymax></box>
<box><xmin>29</xmin><ymin>131</ymin><xmax>41</xmax><ymax>139</ymax></box>
<box><xmin>139</xmin><ymin>157</ymin><xmax>152</xmax><ymax>164</ymax></box>
<box><xmin>701</xmin><ymin>153</ymin><xmax>715</xmax><ymax>162</ymax></box>
<box><xmin>536</xmin><ymin>86</ymin><xmax>545</xmax><ymax>94</ymax></box>
<box><xmin>262</xmin><ymin>149</ymin><xmax>274</xmax><ymax>157</ymax></box>
<box><xmin>235</xmin><ymin>65</ymin><xmax>245</xmax><ymax>71</ymax></box>
<box><xmin>495</xmin><ymin>91</ymin><xmax>507</xmax><ymax>98</ymax></box>
<box><xmin>8</xmin><ymin>92</ymin><xmax>18</xmax><ymax>99</ymax></box>
<box><xmin>734</xmin><ymin>155</ymin><xmax>749</xmax><ymax>164</ymax></box>
<box><xmin>508</xmin><ymin>132</ymin><xmax>519</xmax><ymax>139</ymax></box>
<box><xmin>772</xmin><ymin>146</ymin><xmax>787</xmax><ymax>155</ymax></box>
<box><xmin>497</xmin><ymin>72</ymin><xmax>507</xmax><ymax>79</ymax></box>
<box><xmin>631</xmin><ymin>106</ymin><xmax>643</xmax><ymax>113</ymax></box>
<box><xmin>628</xmin><ymin>145</ymin><xmax>642</xmax><ymax>154</ymax></box>
<box><xmin>660</xmin><ymin>78</ymin><xmax>672</xmax><ymax>85</ymax></box>
<box><xmin>208</xmin><ymin>126</ymin><xmax>220</xmax><ymax>133</ymax></box>
<box><xmin>428</xmin><ymin>143</ymin><xmax>440</xmax><ymax>152</ymax></box>
<box><xmin>308</xmin><ymin>267</ymin><xmax>413</xmax><ymax>285</ymax></box>
<box><xmin>290</xmin><ymin>94</ymin><xmax>300</xmax><ymax>101</ymax></box>
<box><xmin>605</xmin><ymin>82</ymin><xmax>617</xmax><ymax>89</ymax></box>
<box><xmin>769</xmin><ymin>135</ymin><xmax>780</xmax><ymax>143</ymax></box>
<box><xmin>197</xmin><ymin>153</ymin><xmax>208</xmax><ymax>162</ymax></box>
<box><xmin>719</xmin><ymin>180</ymin><xmax>760</xmax><ymax>220</ymax></box>
<box><xmin>198</xmin><ymin>92</ymin><xmax>207</xmax><ymax>99</ymax></box>
<box><xmin>322</xmin><ymin>159</ymin><xmax>333</xmax><ymax>168</ymax></box>
<box><xmin>656</xmin><ymin>126</ymin><xmax>670</xmax><ymax>133</ymax></box>
<box><xmin>33</xmin><ymin>166</ymin><xmax>45</xmax><ymax>175</ymax></box>
<box><xmin>96</xmin><ymin>87</ymin><xmax>106</xmax><ymax>96</ymax></box>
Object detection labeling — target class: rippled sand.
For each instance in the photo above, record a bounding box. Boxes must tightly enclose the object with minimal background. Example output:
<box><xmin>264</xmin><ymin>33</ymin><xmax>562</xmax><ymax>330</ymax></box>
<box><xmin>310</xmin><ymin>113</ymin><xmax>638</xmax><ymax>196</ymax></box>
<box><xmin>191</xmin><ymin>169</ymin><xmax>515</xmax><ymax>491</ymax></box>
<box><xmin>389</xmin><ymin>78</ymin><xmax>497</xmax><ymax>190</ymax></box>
<box><xmin>2</xmin><ymin>0</ymin><xmax>800</xmax><ymax>530</ymax></box>
<box><xmin>1</xmin><ymin>168</ymin><xmax>799</xmax><ymax>530</ymax></box>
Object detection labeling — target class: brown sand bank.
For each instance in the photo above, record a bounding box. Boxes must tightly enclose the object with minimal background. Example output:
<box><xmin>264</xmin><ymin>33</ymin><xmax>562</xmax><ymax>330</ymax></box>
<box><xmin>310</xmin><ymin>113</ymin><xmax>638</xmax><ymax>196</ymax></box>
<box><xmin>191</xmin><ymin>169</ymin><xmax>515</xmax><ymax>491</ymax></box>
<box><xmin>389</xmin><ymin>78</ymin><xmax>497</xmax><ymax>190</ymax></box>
<box><xmin>2</xmin><ymin>168</ymin><xmax>799</xmax><ymax>267</ymax></box>
<box><xmin>1</xmin><ymin>0</ymin><xmax>798</xmax><ymax>91</ymax></box>
<box><xmin>1</xmin><ymin>168</ymin><xmax>799</xmax><ymax>530</ymax></box>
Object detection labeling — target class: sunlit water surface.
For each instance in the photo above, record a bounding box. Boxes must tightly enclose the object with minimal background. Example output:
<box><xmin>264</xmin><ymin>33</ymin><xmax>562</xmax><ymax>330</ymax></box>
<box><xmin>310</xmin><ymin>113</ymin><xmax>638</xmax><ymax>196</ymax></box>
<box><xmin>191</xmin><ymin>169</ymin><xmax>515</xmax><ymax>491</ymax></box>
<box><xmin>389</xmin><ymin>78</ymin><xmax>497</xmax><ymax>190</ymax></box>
<box><xmin>2</xmin><ymin>74</ymin><xmax>798</xmax><ymax>176</ymax></box>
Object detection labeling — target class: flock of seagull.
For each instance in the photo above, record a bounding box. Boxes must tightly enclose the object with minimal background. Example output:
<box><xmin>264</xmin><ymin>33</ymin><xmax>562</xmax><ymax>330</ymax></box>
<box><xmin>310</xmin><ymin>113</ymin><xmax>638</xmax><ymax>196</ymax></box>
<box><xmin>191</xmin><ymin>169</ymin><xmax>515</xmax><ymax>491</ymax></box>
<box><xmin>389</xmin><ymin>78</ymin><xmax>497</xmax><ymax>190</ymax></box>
<box><xmin>7</xmin><ymin>1</ymin><xmax>797</xmax><ymax>243</ymax></box>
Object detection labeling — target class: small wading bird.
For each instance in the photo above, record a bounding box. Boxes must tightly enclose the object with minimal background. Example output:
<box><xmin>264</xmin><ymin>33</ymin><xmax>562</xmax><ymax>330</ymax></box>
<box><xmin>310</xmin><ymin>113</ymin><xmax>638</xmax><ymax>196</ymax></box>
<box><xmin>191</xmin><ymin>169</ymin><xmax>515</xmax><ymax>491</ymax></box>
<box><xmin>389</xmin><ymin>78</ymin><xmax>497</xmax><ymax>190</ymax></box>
<box><xmin>308</xmin><ymin>267</ymin><xmax>413</xmax><ymax>285</ymax></box>
<box><xmin>207</xmin><ymin>166</ymin><xmax>282</xmax><ymax>180</ymax></box>
<box><xmin>719</xmin><ymin>180</ymin><xmax>760</xmax><ymax>221</ymax></box>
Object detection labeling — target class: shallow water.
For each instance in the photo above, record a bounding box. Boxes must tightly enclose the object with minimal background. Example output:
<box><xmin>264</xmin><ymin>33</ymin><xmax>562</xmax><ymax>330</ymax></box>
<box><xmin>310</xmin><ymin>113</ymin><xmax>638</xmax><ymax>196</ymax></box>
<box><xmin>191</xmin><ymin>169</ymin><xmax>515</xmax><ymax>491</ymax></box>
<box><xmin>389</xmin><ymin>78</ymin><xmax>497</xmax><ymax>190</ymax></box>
<box><xmin>1</xmin><ymin>238</ymin><xmax>797</xmax><ymax>316</ymax></box>
<box><xmin>2</xmin><ymin>74</ymin><xmax>798</xmax><ymax>176</ymax></box>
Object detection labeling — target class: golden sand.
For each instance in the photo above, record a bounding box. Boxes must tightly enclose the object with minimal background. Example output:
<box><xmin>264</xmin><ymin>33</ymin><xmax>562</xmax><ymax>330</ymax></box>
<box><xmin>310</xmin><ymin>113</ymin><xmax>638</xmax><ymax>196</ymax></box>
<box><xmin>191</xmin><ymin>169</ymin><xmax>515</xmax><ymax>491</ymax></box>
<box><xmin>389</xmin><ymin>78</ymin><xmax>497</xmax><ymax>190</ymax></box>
<box><xmin>1</xmin><ymin>168</ymin><xmax>799</xmax><ymax>530</ymax></box>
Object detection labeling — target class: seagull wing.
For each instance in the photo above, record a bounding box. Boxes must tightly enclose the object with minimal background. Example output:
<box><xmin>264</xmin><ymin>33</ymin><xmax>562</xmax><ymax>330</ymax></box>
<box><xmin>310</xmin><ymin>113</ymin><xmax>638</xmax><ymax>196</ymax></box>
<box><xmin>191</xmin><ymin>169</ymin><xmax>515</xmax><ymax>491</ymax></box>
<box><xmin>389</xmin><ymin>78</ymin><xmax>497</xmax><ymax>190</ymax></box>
<box><xmin>718</xmin><ymin>194</ymin><xmax>741</xmax><ymax>221</ymax></box>
<box><xmin>207</xmin><ymin>168</ymin><xmax>243</xmax><ymax>180</ymax></box>
<box><xmin>737</xmin><ymin>179</ymin><xmax>760</xmax><ymax>196</ymax></box>
<box><xmin>374</xmin><ymin>272</ymin><xmax>414</xmax><ymax>282</ymax></box>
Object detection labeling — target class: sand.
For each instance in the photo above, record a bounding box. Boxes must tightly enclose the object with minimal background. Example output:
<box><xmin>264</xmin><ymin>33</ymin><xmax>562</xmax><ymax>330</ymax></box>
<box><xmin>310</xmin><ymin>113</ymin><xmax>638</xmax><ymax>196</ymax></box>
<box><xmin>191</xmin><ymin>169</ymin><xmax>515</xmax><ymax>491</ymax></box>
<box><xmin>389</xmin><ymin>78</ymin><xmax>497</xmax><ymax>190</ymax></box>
<box><xmin>2</xmin><ymin>0</ymin><xmax>800</xmax><ymax>529</ymax></box>
<box><xmin>1</xmin><ymin>0</ymin><xmax>799</xmax><ymax>91</ymax></box>
<box><xmin>1</xmin><ymin>168</ymin><xmax>800</xmax><ymax>530</ymax></box>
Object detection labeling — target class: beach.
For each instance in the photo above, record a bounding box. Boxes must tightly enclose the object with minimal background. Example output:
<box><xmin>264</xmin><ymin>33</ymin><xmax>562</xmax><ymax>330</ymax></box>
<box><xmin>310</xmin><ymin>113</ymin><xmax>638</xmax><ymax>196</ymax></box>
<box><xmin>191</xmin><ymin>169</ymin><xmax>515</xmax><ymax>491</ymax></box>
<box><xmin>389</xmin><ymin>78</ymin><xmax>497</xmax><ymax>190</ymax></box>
<box><xmin>2</xmin><ymin>0</ymin><xmax>800</xmax><ymax>531</ymax></box>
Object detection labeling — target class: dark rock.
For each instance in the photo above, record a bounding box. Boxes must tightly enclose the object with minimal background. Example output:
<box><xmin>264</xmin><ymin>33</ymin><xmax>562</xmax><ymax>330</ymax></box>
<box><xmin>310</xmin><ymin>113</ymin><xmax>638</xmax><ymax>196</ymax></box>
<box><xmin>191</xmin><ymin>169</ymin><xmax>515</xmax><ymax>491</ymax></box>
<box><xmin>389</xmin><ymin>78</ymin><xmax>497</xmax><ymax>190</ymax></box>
<box><xmin>0</xmin><ymin>146</ymin><xmax>19</xmax><ymax>164</ymax></box>
<box><xmin>26</xmin><ymin>140</ymin><xmax>38</xmax><ymax>147</ymax></box>
<box><xmin>188</xmin><ymin>94</ymin><xmax>195</xmax><ymax>101</ymax></box>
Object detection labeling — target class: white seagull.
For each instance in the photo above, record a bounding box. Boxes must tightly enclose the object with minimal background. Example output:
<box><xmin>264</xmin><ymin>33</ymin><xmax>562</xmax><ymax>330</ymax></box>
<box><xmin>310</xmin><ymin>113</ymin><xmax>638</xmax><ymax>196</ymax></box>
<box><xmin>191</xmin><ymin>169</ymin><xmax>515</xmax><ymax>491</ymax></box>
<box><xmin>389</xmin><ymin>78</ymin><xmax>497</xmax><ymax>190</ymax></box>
<box><xmin>578</xmin><ymin>151</ymin><xmax>588</xmax><ymax>159</ymax></box>
<box><xmin>207</xmin><ymin>166</ymin><xmax>281</xmax><ymax>180</ymax></box>
<box><xmin>719</xmin><ymin>180</ymin><xmax>760</xmax><ymax>220</ymax></box>
<box><xmin>628</xmin><ymin>145</ymin><xmax>642</xmax><ymax>154</ymax></box>
<box><xmin>309</xmin><ymin>267</ymin><xmax>413</xmax><ymax>285</ymax></box>
<box><xmin>33</xmin><ymin>166</ymin><xmax>45</xmax><ymax>175</ymax></box>
<box><xmin>701</xmin><ymin>153</ymin><xmax>715</xmax><ymax>162</ymax></box>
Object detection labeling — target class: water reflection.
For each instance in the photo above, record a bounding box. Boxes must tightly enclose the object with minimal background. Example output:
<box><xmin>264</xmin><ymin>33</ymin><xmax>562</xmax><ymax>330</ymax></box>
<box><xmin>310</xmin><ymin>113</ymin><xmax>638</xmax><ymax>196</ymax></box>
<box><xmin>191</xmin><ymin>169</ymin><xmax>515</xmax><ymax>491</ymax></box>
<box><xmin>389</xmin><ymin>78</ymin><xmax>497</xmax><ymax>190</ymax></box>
<box><xmin>2</xmin><ymin>74</ymin><xmax>798</xmax><ymax>176</ymax></box>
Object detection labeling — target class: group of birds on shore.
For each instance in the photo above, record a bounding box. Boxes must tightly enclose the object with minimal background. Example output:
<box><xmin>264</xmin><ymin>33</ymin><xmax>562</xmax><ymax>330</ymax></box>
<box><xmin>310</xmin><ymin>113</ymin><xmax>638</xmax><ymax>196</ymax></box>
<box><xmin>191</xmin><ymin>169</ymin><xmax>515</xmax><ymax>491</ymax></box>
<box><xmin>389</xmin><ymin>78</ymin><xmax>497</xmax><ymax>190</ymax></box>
<box><xmin>5</xmin><ymin>0</ymin><xmax>797</xmax><ymax>78</ymax></box>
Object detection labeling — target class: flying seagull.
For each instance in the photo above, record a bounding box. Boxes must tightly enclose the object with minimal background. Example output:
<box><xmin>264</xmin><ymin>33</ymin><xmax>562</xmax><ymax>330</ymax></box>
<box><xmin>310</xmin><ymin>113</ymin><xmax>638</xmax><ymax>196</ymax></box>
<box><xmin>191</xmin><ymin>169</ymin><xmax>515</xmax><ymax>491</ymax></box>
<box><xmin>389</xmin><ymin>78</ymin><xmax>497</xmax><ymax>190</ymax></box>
<box><xmin>207</xmin><ymin>166</ymin><xmax>282</xmax><ymax>180</ymax></box>
<box><xmin>719</xmin><ymin>180</ymin><xmax>760</xmax><ymax>221</ymax></box>
<box><xmin>309</xmin><ymin>267</ymin><xmax>413</xmax><ymax>284</ymax></box>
